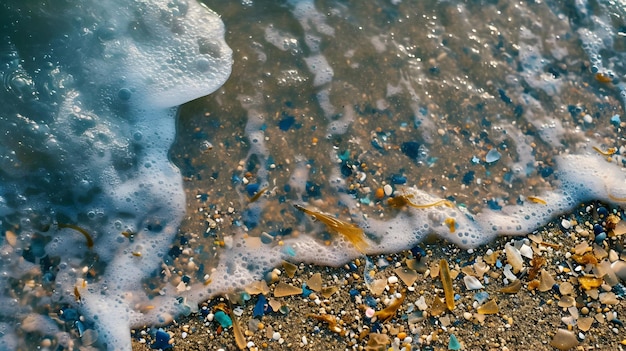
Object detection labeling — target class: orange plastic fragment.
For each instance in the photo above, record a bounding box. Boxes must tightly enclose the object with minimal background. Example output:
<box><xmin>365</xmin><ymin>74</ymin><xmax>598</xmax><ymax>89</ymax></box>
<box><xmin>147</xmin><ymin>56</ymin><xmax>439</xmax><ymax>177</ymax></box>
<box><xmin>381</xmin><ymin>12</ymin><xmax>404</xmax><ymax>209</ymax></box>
<box><xmin>374</xmin><ymin>293</ymin><xmax>405</xmax><ymax>322</ymax></box>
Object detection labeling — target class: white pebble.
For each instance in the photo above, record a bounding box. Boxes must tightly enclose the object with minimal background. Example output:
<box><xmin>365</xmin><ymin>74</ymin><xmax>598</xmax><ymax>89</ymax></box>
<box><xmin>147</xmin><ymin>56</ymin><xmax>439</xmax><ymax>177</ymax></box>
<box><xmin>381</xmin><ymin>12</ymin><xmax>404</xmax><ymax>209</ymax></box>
<box><xmin>365</xmin><ymin>308</ymin><xmax>375</xmax><ymax>318</ymax></box>
<box><xmin>272</xmin><ymin>332</ymin><xmax>281</xmax><ymax>340</ymax></box>
<box><xmin>383</xmin><ymin>184</ymin><xmax>393</xmax><ymax>196</ymax></box>
<box><xmin>206</xmin><ymin>313</ymin><xmax>214</xmax><ymax>322</ymax></box>
<box><xmin>561</xmin><ymin>219</ymin><xmax>571</xmax><ymax>229</ymax></box>
<box><xmin>388</xmin><ymin>276</ymin><xmax>398</xmax><ymax>284</ymax></box>
<box><xmin>583</xmin><ymin>114</ymin><xmax>593</xmax><ymax>123</ymax></box>
<box><xmin>246</xmin><ymin>341</ymin><xmax>255</xmax><ymax>348</ymax></box>
<box><xmin>302</xmin><ymin>336</ymin><xmax>308</xmax><ymax>345</ymax></box>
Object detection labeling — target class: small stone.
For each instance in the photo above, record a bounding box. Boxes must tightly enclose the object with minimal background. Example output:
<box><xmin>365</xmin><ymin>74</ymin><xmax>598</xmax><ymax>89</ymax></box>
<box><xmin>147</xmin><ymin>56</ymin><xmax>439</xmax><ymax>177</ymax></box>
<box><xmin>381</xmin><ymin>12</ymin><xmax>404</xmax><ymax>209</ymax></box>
<box><xmin>559</xmin><ymin>282</ymin><xmax>574</xmax><ymax>295</ymax></box>
<box><xmin>550</xmin><ymin>329</ymin><xmax>579</xmax><ymax>350</ymax></box>
<box><xmin>387</xmin><ymin>275</ymin><xmax>399</xmax><ymax>284</ymax></box>
<box><xmin>272</xmin><ymin>332</ymin><xmax>281</xmax><ymax>340</ymax></box>
<box><xmin>557</xmin><ymin>296</ymin><xmax>575</xmax><ymax>308</ymax></box>
<box><xmin>383</xmin><ymin>184</ymin><xmax>393</xmax><ymax>196</ymax></box>
<box><xmin>561</xmin><ymin>219</ymin><xmax>571</xmax><ymax>229</ymax></box>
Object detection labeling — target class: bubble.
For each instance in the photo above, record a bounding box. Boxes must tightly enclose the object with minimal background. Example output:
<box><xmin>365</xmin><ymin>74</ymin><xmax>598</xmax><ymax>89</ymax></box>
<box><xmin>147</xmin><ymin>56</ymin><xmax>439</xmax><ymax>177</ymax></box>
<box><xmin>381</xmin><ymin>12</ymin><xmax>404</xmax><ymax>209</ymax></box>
<box><xmin>118</xmin><ymin>88</ymin><xmax>132</xmax><ymax>101</ymax></box>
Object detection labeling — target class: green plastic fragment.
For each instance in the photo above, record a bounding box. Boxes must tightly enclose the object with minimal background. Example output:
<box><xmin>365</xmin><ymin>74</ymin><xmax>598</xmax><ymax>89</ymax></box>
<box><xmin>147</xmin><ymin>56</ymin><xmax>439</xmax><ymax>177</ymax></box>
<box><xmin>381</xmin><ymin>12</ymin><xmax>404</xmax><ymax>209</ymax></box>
<box><xmin>448</xmin><ymin>333</ymin><xmax>461</xmax><ymax>350</ymax></box>
<box><xmin>214</xmin><ymin>310</ymin><xmax>232</xmax><ymax>328</ymax></box>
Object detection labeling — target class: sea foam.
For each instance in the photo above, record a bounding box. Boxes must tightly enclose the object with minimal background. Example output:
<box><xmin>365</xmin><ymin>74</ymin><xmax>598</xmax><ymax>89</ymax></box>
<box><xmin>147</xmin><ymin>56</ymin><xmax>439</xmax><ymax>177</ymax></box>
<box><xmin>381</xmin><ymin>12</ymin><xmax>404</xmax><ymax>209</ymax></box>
<box><xmin>1</xmin><ymin>0</ymin><xmax>626</xmax><ymax>350</ymax></box>
<box><xmin>0</xmin><ymin>0</ymin><xmax>231</xmax><ymax>349</ymax></box>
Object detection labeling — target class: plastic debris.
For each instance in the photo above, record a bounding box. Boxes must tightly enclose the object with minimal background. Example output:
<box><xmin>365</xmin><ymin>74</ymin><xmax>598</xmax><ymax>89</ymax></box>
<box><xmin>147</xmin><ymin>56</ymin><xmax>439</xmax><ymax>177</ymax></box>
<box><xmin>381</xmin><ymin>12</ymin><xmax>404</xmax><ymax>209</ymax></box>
<box><xmin>440</xmin><ymin>259</ymin><xmax>455</xmax><ymax>311</ymax></box>
<box><xmin>550</xmin><ymin>329</ymin><xmax>579</xmax><ymax>350</ymax></box>
<box><xmin>485</xmin><ymin>148</ymin><xmax>501</xmax><ymax>163</ymax></box>
<box><xmin>274</xmin><ymin>282</ymin><xmax>302</xmax><ymax>297</ymax></box>
<box><xmin>253</xmin><ymin>295</ymin><xmax>267</xmax><ymax>318</ymax></box>
<box><xmin>150</xmin><ymin>329</ymin><xmax>172</xmax><ymax>350</ymax></box>
<box><xmin>448</xmin><ymin>334</ymin><xmax>461</xmax><ymax>350</ymax></box>
<box><xmin>214</xmin><ymin>311</ymin><xmax>232</xmax><ymax>328</ymax></box>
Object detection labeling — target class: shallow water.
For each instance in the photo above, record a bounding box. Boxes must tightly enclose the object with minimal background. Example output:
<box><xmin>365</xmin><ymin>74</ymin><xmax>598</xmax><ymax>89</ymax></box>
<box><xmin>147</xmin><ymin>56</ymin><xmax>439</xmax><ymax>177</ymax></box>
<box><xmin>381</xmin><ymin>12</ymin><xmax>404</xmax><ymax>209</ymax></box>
<box><xmin>0</xmin><ymin>0</ymin><xmax>625</xmax><ymax>349</ymax></box>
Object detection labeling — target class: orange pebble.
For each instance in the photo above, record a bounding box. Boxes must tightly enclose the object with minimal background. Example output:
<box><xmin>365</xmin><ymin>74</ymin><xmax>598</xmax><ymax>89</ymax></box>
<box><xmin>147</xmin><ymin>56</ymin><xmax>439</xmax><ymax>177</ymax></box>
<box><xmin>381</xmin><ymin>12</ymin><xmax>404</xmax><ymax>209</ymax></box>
<box><xmin>375</xmin><ymin>187</ymin><xmax>385</xmax><ymax>199</ymax></box>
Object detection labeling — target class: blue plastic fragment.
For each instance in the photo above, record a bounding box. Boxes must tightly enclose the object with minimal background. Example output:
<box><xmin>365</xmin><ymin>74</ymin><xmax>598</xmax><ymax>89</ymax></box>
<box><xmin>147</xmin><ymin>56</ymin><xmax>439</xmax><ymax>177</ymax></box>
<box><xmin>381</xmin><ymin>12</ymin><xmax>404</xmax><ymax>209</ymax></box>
<box><xmin>594</xmin><ymin>232</ymin><xmax>607</xmax><ymax>243</ymax></box>
<box><xmin>390</xmin><ymin>174</ymin><xmax>407</xmax><ymax>184</ymax></box>
<box><xmin>448</xmin><ymin>334</ymin><xmax>461</xmax><ymax>350</ymax></box>
<box><xmin>278</xmin><ymin>115</ymin><xmax>295</xmax><ymax>131</ymax></box>
<box><xmin>151</xmin><ymin>329</ymin><xmax>173</xmax><ymax>350</ymax></box>
<box><xmin>474</xmin><ymin>291</ymin><xmax>490</xmax><ymax>304</ymax></box>
<box><xmin>365</xmin><ymin>296</ymin><xmax>378</xmax><ymax>308</ymax></box>
<box><xmin>302</xmin><ymin>282</ymin><xmax>313</xmax><ymax>298</ymax></box>
<box><xmin>246</xmin><ymin>183</ymin><xmax>260</xmax><ymax>197</ymax></box>
<box><xmin>214</xmin><ymin>311</ymin><xmax>232</xmax><ymax>328</ymax></box>
<box><xmin>283</xmin><ymin>245</ymin><xmax>296</xmax><ymax>257</ymax></box>
<box><xmin>611</xmin><ymin>114</ymin><xmax>621</xmax><ymax>125</ymax></box>
<box><xmin>349</xmin><ymin>288</ymin><xmax>359</xmax><ymax>297</ymax></box>
<box><xmin>495</xmin><ymin>259</ymin><xmax>503</xmax><ymax>269</ymax></box>
<box><xmin>485</xmin><ymin>148</ymin><xmax>501</xmax><ymax>163</ymax></box>
<box><xmin>253</xmin><ymin>295</ymin><xmax>267</xmax><ymax>318</ymax></box>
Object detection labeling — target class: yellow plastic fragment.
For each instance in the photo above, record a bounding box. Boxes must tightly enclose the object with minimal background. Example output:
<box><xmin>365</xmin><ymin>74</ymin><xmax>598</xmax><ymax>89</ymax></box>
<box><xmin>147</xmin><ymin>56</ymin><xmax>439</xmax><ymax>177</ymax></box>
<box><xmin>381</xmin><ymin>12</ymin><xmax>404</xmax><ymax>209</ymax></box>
<box><xmin>538</xmin><ymin>269</ymin><xmax>556</xmax><ymax>292</ymax></box>
<box><xmin>439</xmin><ymin>259</ymin><xmax>455</xmax><ymax>311</ymax></box>
<box><xmin>282</xmin><ymin>261</ymin><xmax>298</xmax><ymax>278</ymax></box>
<box><xmin>499</xmin><ymin>279</ymin><xmax>522</xmax><ymax>294</ymax></box>
<box><xmin>274</xmin><ymin>282</ymin><xmax>302</xmax><ymax>297</ymax></box>
<box><xmin>307</xmin><ymin>314</ymin><xmax>346</xmax><ymax>336</ymax></box>
<box><xmin>387</xmin><ymin>195</ymin><xmax>454</xmax><ymax>209</ymax></box>
<box><xmin>578</xmin><ymin>276</ymin><xmax>603</xmax><ymax>290</ymax></box>
<box><xmin>527</xmin><ymin>196</ymin><xmax>547</xmax><ymax>205</ymax></box>
<box><xmin>321</xmin><ymin>286</ymin><xmax>339</xmax><ymax>298</ymax></box>
<box><xmin>307</xmin><ymin>273</ymin><xmax>323</xmax><ymax>291</ymax></box>
<box><xmin>394</xmin><ymin>267</ymin><xmax>418</xmax><ymax>287</ymax></box>
<box><xmin>293</xmin><ymin>204</ymin><xmax>368</xmax><ymax>252</ymax></box>
<box><xmin>430</xmin><ymin>297</ymin><xmax>446</xmax><ymax>316</ymax></box>
<box><xmin>476</xmin><ymin>299</ymin><xmax>499</xmax><ymax>315</ymax></box>
<box><xmin>444</xmin><ymin>217</ymin><xmax>456</xmax><ymax>233</ymax></box>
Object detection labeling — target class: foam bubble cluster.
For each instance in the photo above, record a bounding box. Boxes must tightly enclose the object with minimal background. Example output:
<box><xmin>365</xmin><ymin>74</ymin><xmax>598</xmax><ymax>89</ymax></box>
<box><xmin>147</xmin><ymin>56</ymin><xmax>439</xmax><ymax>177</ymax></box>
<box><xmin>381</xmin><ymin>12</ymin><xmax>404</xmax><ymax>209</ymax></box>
<box><xmin>0</xmin><ymin>0</ymin><xmax>231</xmax><ymax>348</ymax></box>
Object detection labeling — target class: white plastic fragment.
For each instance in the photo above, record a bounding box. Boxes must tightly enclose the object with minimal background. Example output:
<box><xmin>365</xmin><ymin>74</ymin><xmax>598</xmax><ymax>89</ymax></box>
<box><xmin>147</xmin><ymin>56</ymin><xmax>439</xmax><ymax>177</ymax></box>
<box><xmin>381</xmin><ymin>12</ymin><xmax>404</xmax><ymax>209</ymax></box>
<box><xmin>463</xmin><ymin>275</ymin><xmax>485</xmax><ymax>290</ymax></box>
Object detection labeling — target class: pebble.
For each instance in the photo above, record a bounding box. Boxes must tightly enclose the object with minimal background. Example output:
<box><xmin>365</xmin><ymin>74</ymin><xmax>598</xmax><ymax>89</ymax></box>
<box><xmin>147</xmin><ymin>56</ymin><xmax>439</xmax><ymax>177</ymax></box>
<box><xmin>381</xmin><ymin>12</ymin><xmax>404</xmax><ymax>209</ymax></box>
<box><xmin>561</xmin><ymin>219</ymin><xmax>571</xmax><ymax>229</ymax></box>
<box><xmin>383</xmin><ymin>184</ymin><xmax>393</xmax><ymax>196</ymax></box>
<box><xmin>387</xmin><ymin>275</ymin><xmax>398</xmax><ymax>284</ymax></box>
